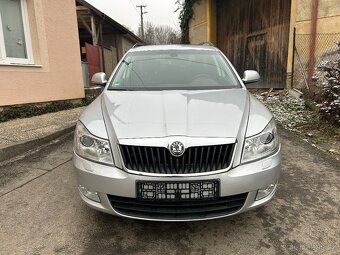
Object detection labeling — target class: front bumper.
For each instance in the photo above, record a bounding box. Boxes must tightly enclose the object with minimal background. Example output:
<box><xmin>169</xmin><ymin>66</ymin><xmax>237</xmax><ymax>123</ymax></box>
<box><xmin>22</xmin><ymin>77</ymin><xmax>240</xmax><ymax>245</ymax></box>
<box><xmin>73</xmin><ymin>146</ymin><xmax>281</xmax><ymax>221</ymax></box>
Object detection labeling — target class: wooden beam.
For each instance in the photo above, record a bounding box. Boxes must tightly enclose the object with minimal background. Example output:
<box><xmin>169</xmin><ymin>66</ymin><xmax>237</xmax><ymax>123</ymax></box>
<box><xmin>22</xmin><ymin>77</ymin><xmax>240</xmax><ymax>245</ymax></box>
<box><xmin>76</xmin><ymin>6</ymin><xmax>89</xmax><ymax>11</ymax></box>
<box><xmin>78</xmin><ymin>14</ymin><xmax>92</xmax><ymax>35</ymax></box>
<box><xmin>91</xmin><ymin>15</ymin><xmax>98</xmax><ymax>45</ymax></box>
<box><xmin>96</xmin><ymin>23</ymin><xmax>100</xmax><ymax>45</ymax></box>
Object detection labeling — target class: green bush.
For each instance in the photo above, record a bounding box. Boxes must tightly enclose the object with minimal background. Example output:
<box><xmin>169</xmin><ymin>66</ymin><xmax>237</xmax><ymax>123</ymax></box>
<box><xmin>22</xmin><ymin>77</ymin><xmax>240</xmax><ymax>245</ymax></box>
<box><xmin>0</xmin><ymin>96</ymin><xmax>96</xmax><ymax>123</ymax></box>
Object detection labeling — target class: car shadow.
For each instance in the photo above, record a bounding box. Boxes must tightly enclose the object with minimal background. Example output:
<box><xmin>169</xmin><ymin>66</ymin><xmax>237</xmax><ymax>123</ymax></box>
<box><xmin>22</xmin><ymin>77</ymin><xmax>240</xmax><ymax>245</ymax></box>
<box><xmin>80</xmin><ymin>205</ymin><xmax>264</xmax><ymax>255</ymax></box>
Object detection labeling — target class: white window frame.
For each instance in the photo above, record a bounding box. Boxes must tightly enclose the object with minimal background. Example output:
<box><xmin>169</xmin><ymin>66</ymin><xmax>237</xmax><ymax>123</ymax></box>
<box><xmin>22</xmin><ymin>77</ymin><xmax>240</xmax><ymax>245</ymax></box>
<box><xmin>0</xmin><ymin>0</ymin><xmax>33</xmax><ymax>65</ymax></box>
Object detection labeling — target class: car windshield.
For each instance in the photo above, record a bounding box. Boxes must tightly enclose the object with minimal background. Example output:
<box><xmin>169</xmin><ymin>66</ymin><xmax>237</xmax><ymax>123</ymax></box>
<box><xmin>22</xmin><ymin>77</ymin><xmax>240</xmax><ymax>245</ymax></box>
<box><xmin>108</xmin><ymin>49</ymin><xmax>241</xmax><ymax>90</ymax></box>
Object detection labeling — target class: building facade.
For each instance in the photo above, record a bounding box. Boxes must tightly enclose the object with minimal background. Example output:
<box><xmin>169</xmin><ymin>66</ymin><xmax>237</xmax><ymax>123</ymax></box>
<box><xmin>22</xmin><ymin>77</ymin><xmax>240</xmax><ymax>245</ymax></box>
<box><xmin>188</xmin><ymin>0</ymin><xmax>340</xmax><ymax>88</ymax></box>
<box><xmin>0</xmin><ymin>0</ymin><xmax>84</xmax><ymax>106</ymax></box>
<box><xmin>76</xmin><ymin>0</ymin><xmax>143</xmax><ymax>87</ymax></box>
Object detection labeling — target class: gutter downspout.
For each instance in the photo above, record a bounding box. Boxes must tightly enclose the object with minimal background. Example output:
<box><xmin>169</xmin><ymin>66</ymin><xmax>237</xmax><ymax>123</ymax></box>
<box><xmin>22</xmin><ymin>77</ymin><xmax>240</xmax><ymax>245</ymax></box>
<box><xmin>206</xmin><ymin>0</ymin><xmax>211</xmax><ymax>43</ymax></box>
<box><xmin>206</xmin><ymin>0</ymin><xmax>216</xmax><ymax>45</ymax></box>
<box><xmin>308</xmin><ymin>0</ymin><xmax>318</xmax><ymax>90</ymax></box>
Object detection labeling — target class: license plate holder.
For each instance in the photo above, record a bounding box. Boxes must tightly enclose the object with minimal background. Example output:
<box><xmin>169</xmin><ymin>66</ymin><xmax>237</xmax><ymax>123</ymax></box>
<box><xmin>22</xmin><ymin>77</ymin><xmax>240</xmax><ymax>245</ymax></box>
<box><xmin>137</xmin><ymin>180</ymin><xmax>219</xmax><ymax>201</ymax></box>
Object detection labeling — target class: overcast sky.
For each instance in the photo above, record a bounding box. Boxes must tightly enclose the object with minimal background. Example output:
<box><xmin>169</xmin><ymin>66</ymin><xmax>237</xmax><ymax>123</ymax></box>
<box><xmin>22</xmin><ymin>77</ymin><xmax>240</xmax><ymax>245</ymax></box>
<box><xmin>85</xmin><ymin>0</ymin><xmax>180</xmax><ymax>34</ymax></box>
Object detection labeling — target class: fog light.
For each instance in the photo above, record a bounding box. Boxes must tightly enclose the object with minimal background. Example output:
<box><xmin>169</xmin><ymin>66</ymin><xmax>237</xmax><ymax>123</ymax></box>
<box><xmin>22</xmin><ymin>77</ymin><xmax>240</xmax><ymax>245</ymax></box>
<box><xmin>79</xmin><ymin>185</ymin><xmax>101</xmax><ymax>202</ymax></box>
<box><xmin>256</xmin><ymin>183</ymin><xmax>276</xmax><ymax>200</ymax></box>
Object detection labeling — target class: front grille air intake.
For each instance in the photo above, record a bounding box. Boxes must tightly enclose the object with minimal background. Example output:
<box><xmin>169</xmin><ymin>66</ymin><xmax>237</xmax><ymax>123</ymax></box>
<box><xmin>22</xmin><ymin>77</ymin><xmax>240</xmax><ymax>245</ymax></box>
<box><xmin>107</xmin><ymin>193</ymin><xmax>247</xmax><ymax>220</ymax></box>
<box><xmin>119</xmin><ymin>144</ymin><xmax>235</xmax><ymax>174</ymax></box>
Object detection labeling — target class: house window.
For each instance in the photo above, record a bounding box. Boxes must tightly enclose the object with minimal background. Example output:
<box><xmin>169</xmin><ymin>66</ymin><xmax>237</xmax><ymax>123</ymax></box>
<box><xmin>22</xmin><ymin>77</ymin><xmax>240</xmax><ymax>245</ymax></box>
<box><xmin>0</xmin><ymin>0</ymin><xmax>32</xmax><ymax>64</ymax></box>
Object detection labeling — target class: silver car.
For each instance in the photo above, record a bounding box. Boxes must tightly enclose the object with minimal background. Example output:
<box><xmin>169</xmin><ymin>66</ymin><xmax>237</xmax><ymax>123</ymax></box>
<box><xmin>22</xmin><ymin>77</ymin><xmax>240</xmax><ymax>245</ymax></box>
<box><xmin>73</xmin><ymin>45</ymin><xmax>281</xmax><ymax>221</ymax></box>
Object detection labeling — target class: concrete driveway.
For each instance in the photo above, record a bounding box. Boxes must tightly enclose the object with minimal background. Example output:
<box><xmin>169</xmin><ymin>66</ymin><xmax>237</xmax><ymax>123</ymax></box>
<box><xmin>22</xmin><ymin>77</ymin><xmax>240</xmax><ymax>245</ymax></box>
<box><xmin>0</xmin><ymin>128</ymin><xmax>339</xmax><ymax>255</ymax></box>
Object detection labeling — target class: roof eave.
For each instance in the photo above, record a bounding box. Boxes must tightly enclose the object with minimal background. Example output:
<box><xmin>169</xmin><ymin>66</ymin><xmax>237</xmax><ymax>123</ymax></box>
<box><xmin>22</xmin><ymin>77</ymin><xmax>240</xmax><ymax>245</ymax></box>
<box><xmin>76</xmin><ymin>0</ymin><xmax>143</xmax><ymax>43</ymax></box>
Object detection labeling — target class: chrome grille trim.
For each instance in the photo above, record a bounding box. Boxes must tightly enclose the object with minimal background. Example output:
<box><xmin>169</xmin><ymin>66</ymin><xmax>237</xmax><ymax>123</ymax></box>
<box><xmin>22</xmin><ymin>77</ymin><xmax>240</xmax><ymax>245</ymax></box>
<box><xmin>119</xmin><ymin>143</ymin><xmax>236</xmax><ymax>176</ymax></box>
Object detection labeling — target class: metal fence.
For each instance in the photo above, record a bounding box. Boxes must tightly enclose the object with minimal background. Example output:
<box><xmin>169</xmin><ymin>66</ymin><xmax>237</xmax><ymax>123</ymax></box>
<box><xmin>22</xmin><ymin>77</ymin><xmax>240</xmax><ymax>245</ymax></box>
<box><xmin>292</xmin><ymin>32</ymin><xmax>340</xmax><ymax>90</ymax></box>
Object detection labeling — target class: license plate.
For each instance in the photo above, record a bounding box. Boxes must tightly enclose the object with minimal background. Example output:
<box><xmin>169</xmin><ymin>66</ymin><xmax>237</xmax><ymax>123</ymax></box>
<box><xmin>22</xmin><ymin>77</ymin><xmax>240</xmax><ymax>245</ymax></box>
<box><xmin>137</xmin><ymin>180</ymin><xmax>219</xmax><ymax>200</ymax></box>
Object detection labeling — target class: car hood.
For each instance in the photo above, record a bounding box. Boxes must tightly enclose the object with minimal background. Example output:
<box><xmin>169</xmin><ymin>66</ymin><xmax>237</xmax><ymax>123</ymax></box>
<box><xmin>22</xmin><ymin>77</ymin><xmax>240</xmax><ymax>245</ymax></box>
<box><xmin>101</xmin><ymin>89</ymin><xmax>249</xmax><ymax>139</ymax></box>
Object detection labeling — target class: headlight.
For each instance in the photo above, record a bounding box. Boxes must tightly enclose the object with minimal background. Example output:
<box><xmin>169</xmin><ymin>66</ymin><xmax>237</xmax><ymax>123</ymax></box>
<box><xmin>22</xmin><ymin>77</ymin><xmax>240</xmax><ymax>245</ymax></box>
<box><xmin>242</xmin><ymin>119</ymin><xmax>279</xmax><ymax>163</ymax></box>
<box><xmin>74</xmin><ymin>122</ymin><xmax>114</xmax><ymax>165</ymax></box>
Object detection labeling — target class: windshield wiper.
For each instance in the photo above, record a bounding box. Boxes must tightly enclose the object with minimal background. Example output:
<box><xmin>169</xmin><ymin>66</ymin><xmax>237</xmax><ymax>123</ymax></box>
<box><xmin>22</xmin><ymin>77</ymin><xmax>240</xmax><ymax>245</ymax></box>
<box><xmin>108</xmin><ymin>87</ymin><xmax>136</xmax><ymax>91</ymax></box>
<box><xmin>122</xmin><ymin>59</ymin><xmax>131</xmax><ymax>66</ymax></box>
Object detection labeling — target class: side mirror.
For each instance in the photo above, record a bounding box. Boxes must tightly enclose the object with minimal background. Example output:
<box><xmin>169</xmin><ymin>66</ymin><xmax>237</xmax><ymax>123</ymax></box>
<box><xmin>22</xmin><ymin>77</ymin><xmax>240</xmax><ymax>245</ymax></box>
<box><xmin>91</xmin><ymin>72</ymin><xmax>107</xmax><ymax>86</ymax></box>
<box><xmin>242</xmin><ymin>70</ymin><xmax>260</xmax><ymax>84</ymax></box>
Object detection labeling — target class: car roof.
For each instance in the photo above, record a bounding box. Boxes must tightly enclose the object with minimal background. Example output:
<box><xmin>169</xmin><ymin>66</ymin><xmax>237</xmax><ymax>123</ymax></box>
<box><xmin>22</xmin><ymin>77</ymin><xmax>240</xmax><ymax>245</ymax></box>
<box><xmin>129</xmin><ymin>44</ymin><xmax>219</xmax><ymax>53</ymax></box>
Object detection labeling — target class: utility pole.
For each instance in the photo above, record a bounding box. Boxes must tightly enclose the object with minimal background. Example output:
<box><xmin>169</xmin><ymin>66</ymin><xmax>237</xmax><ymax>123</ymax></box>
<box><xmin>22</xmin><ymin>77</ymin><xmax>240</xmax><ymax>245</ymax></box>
<box><xmin>136</xmin><ymin>5</ymin><xmax>147</xmax><ymax>40</ymax></box>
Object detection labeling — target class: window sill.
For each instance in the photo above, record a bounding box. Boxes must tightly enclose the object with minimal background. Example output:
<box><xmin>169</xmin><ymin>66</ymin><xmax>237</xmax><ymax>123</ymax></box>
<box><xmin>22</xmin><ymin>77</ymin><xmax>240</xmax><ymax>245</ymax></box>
<box><xmin>0</xmin><ymin>63</ymin><xmax>42</xmax><ymax>68</ymax></box>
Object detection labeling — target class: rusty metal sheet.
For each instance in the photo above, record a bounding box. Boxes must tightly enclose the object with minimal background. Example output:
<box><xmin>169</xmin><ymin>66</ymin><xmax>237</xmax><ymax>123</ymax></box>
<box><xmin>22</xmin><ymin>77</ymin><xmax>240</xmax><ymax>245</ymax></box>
<box><xmin>85</xmin><ymin>42</ymin><xmax>101</xmax><ymax>85</ymax></box>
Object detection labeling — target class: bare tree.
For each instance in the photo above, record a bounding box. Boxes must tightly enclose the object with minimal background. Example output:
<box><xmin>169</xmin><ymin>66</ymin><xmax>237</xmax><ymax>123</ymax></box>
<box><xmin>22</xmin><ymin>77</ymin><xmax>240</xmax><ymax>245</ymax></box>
<box><xmin>143</xmin><ymin>22</ymin><xmax>155</xmax><ymax>44</ymax></box>
<box><xmin>138</xmin><ymin>22</ymin><xmax>180</xmax><ymax>45</ymax></box>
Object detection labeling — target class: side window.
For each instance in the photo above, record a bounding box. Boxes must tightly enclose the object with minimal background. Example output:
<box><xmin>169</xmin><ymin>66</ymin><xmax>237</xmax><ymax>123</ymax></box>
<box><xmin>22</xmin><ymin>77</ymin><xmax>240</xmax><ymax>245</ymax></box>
<box><xmin>0</xmin><ymin>0</ymin><xmax>32</xmax><ymax>64</ymax></box>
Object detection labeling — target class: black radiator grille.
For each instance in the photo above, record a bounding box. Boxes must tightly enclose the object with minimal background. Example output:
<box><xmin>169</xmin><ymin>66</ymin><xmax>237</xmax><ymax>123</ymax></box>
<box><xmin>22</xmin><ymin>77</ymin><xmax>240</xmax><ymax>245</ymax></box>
<box><xmin>119</xmin><ymin>144</ymin><xmax>235</xmax><ymax>174</ymax></box>
<box><xmin>107</xmin><ymin>193</ymin><xmax>247</xmax><ymax>220</ymax></box>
